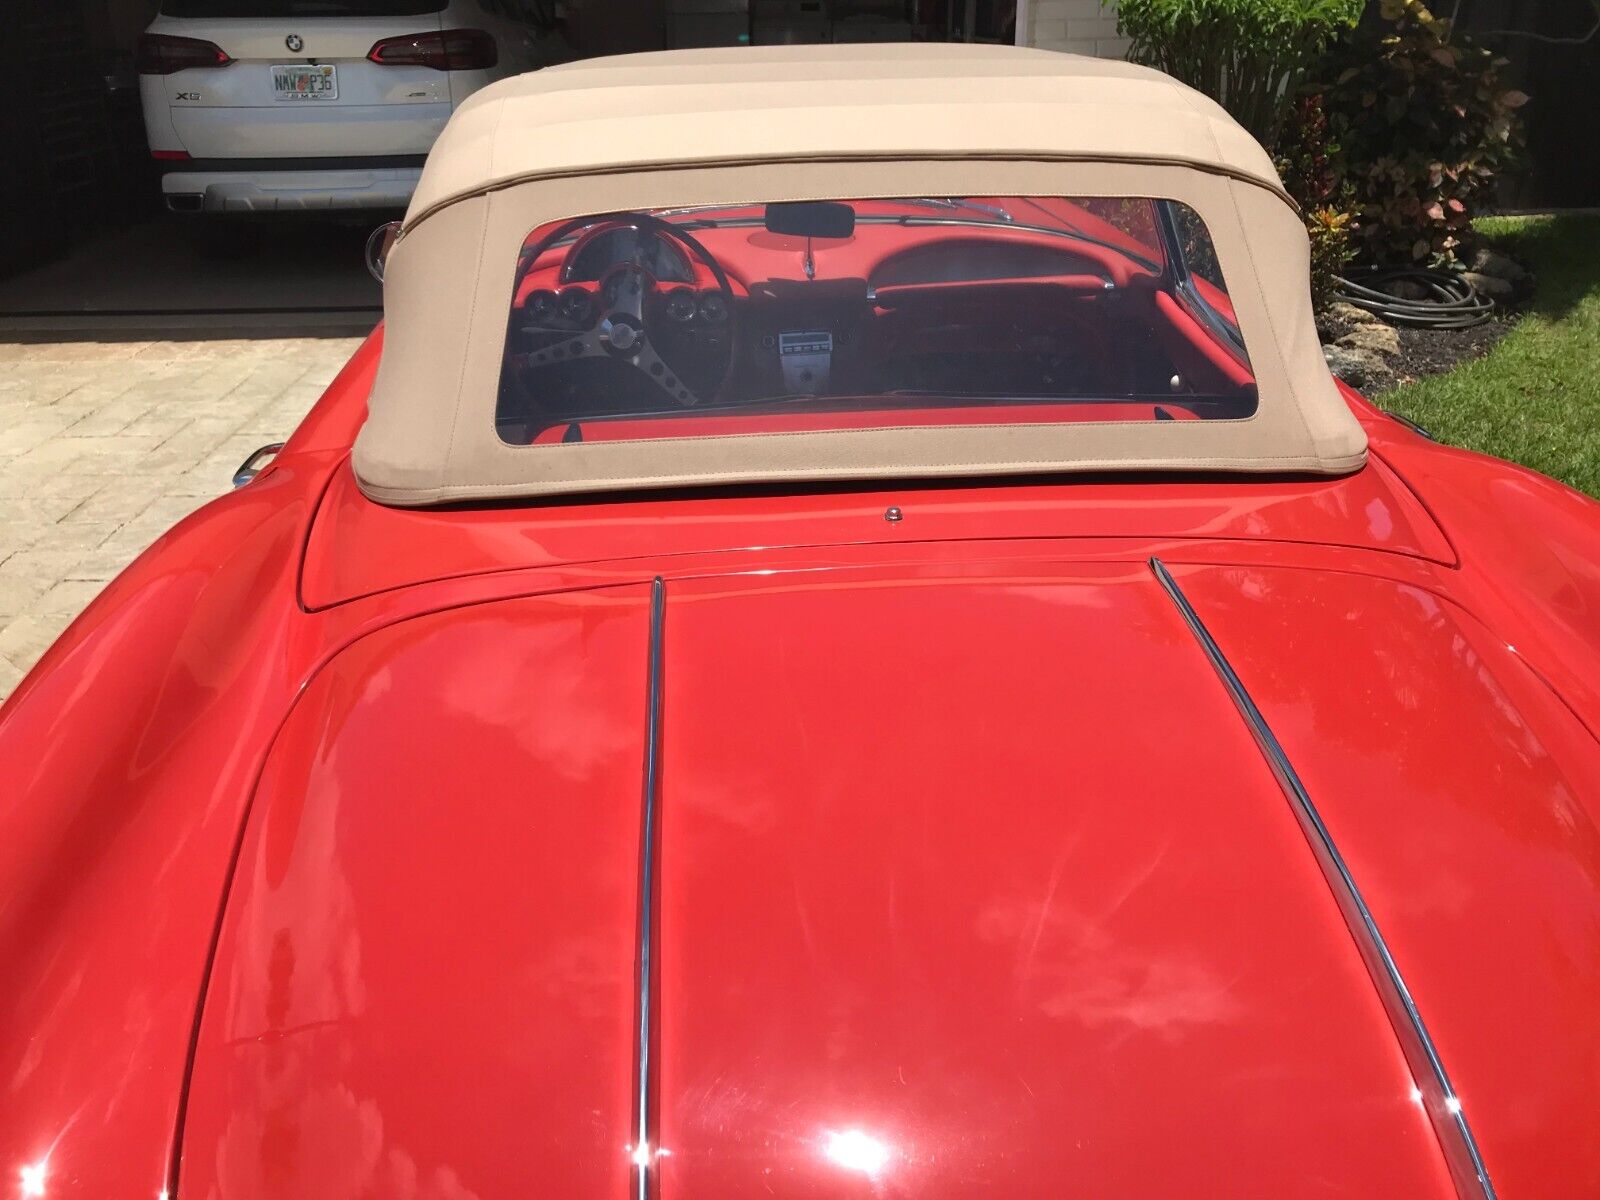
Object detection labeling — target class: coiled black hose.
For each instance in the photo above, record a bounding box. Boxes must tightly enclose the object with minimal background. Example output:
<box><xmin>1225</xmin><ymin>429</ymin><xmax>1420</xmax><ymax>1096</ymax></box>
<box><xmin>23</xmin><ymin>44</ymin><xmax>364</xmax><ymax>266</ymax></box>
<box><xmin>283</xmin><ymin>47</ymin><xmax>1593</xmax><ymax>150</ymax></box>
<box><xmin>1334</xmin><ymin>267</ymin><xmax>1496</xmax><ymax>330</ymax></box>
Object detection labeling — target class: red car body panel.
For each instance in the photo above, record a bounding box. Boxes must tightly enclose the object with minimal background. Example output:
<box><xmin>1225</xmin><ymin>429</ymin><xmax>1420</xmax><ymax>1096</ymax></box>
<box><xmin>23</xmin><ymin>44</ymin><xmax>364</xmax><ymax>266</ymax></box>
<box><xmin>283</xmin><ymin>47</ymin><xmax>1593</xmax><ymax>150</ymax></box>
<box><xmin>653</xmin><ymin>568</ymin><xmax>1456</xmax><ymax>1200</ymax></box>
<box><xmin>1178</xmin><ymin>564</ymin><xmax>1600</xmax><ymax>1197</ymax></box>
<box><xmin>3</xmin><ymin>319</ymin><xmax>1600</xmax><ymax>1199</ymax></box>
<box><xmin>177</xmin><ymin>588</ymin><xmax>654</xmax><ymax>1200</ymax></box>
<box><xmin>0</xmin><ymin>453</ymin><xmax>337</xmax><ymax>1200</ymax></box>
<box><xmin>176</xmin><ymin>567</ymin><xmax>1466</xmax><ymax>1200</ymax></box>
<box><xmin>303</xmin><ymin>448</ymin><xmax>1455</xmax><ymax>609</ymax></box>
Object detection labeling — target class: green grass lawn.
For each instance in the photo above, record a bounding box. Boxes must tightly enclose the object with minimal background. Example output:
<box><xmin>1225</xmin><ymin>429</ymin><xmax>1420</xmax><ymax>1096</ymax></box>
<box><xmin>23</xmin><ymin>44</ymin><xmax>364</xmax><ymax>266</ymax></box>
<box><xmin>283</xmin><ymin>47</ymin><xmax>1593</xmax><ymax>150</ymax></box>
<box><xmin>1379</xmin><ymin>213</ymin><xmax>1600</xmax><ymax>498</ymax></box>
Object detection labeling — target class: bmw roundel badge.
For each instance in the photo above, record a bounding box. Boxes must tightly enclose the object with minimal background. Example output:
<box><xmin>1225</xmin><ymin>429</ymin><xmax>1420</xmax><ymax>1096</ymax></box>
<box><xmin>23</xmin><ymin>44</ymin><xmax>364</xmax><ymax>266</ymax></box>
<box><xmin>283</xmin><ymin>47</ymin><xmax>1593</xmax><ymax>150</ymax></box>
<box><xmin>286</xmin><ymin>34</ymin><xmax>304</xmax><ymax>52</ymax></box>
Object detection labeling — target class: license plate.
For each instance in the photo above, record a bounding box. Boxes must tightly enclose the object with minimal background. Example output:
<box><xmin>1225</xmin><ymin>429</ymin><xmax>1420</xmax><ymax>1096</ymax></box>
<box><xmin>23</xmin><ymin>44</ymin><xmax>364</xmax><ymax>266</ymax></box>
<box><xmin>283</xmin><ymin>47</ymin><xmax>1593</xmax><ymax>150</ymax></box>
<box><xmin>272</xmin><ymin>64</ymin><xmax>337</xmax><ymax>102</ymax></box>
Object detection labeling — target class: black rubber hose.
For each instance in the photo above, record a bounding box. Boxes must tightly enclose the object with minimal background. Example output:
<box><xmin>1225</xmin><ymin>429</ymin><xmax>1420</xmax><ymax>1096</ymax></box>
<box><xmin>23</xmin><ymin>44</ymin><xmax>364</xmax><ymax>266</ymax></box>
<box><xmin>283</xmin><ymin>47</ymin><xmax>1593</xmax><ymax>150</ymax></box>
<box><xmin>1333</xmin><ymin>267</ymin><xmax>1495</xmax><ymax>330</ymax></box>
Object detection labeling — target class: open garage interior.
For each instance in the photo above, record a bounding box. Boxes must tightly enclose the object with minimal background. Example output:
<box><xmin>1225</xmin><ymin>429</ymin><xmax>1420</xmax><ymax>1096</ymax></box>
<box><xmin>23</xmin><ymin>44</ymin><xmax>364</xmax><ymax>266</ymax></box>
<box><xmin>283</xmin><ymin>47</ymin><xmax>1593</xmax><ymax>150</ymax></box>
<box><xmin>0</xmin><ymin>0</ymin><xmax>1020</xmax><ymax>339</ymax></box>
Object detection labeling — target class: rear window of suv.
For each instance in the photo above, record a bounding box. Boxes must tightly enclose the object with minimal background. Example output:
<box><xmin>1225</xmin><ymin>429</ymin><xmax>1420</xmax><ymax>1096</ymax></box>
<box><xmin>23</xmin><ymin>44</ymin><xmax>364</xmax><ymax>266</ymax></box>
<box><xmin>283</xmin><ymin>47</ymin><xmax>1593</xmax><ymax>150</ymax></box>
<box><xmin>162</xmin><ymin>1</ymin><xmax>446</xmax><ymax>15</ymax></box>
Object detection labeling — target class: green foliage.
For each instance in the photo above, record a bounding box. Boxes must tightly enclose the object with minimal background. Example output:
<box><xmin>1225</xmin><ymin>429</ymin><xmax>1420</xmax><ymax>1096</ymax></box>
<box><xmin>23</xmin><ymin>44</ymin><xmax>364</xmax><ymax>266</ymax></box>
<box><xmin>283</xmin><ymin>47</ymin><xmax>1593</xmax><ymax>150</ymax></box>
<box><xmin>1275</xmin><ymin>92</ymin><xmax>1357</xmax><ymax>309</ymax></box>
<box><xmin>1382</xmin><ymin>215</ymin><xmax>1600</xmax><ymax>498</ymax></box>
<box><xmin>1305</xmin><ymin>206</ymin><xmax>1357</xmax><ymax>309</ymax></box>
<box><xmin>1275</xmin><ymin>91</ymin><xmax>1342</xmax><ymax>208</ymax></box>
<box><xmin>1315</xmin><ymin>0</ymin><xmax>1527</xmax><ymax>267</ymax></box>
<box><xmin>1108</xmin><ymin>0</ymin><xmax>1363</xmax><ymax>146</ymax></box>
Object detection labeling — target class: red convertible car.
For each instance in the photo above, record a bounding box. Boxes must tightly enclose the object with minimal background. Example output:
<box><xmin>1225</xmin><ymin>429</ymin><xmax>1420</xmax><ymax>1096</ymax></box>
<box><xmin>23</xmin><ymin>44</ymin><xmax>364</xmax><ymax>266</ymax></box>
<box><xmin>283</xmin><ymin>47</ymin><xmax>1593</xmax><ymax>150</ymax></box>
<box><xmin>5</xmin><ymin>44</ymin><xmax>1600</xmax><ymax>1200</ymax></box>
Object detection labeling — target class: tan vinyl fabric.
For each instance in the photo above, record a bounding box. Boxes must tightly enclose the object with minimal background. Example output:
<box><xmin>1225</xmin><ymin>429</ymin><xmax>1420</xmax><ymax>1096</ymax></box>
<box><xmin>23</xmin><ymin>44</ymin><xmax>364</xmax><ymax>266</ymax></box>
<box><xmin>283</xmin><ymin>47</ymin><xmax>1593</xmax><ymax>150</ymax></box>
<box><xmin>354</xmin><ymin>44</ymin><xmax>1366</xmax><ymax>506</ymax></box>
<box><xmin>402</xmin><ymin>44</ymin><xmax>1290</xmax><ymax>225</ymax></box>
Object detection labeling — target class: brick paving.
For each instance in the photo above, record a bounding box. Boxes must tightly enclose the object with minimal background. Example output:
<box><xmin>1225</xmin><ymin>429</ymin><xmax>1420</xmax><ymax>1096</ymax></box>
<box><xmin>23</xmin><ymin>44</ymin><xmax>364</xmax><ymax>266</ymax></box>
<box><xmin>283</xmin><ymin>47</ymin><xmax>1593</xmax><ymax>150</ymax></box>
<box><xmin>0</xmin><ymin>336</ymin><xmax>364</xmax><ymax>702</ymax></box>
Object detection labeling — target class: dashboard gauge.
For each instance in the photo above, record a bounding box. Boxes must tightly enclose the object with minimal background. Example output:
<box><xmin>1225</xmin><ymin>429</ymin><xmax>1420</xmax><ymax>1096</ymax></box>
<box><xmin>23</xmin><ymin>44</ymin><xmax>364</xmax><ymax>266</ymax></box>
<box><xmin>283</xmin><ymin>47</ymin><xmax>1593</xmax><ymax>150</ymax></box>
<box><xmin>665</xmin><ymin>288</ymin><xmax>698</xmax><ymax>323</ymax></box>
<box><xmin>558</xmin><ymin>286</ymin><xmax>595</xmax><ymax>326</ymax></box>
<box><xmin>524</xmin><ymin>289</ymin><xmax>559</xmax><ymax>324</ymax></box>
<box><xmin>697</xmin><ymin>290</ymin><xmax>729</xmax><ymax>324</ymax></box>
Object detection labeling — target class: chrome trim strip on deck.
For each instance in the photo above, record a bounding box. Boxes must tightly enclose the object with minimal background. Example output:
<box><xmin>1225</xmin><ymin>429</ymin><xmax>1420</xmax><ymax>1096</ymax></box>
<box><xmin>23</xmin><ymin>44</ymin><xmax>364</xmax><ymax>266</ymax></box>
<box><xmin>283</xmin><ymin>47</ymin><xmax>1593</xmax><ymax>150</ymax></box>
<box><xmin>633</xmin><ymin>577</ymin><xmax>667</xmax><ymax>1200</ymax></box>
<box><xmin>1148</xmin><ymin>557</ymin><xmax>1496</xmax><ymax>1200</ymax></box>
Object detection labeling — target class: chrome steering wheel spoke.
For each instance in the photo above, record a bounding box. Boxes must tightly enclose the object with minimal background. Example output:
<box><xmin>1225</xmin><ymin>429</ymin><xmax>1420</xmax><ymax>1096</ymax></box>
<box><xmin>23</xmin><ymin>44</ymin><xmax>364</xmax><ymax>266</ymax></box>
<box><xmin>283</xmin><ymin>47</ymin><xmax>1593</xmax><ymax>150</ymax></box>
<box><xmin>604</xmin><ymin>264</ymin><xmax>650</xmax><ymax>322</ymax></box>
<box><xmin>628</xmin><ymin>339</ymin><xmax>703</xmax><ymax>408</ymax></box>
<box><xmin>514</xmin><ymin>311</ymin><xmax>701</xmax><ymax>407</ymax></box>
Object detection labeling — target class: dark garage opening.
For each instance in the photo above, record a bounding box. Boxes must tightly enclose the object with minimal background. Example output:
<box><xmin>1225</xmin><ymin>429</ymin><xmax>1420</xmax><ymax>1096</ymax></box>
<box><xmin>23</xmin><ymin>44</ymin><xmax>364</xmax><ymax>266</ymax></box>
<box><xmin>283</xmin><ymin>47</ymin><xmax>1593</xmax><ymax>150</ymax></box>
<box><xmin>0</xmin><ymin>0</ymin><xmax>1018</xmax><ymax>338</ymax></box>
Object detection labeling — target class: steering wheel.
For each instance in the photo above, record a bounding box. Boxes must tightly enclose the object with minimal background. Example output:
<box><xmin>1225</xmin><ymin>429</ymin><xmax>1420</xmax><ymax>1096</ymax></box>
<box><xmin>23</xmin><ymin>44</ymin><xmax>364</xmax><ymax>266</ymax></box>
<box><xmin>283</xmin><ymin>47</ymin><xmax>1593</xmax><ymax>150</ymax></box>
<box><xmin>513</xmin><ymin>212</ymin><xmax>738</xmax><ymax>408</ymax></box>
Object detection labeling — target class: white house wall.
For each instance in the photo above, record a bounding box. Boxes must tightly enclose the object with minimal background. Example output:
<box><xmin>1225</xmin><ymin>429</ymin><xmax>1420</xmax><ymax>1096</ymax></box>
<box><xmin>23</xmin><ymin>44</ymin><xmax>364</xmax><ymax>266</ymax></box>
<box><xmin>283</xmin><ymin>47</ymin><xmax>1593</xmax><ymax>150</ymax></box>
<box><xmin>1024</xmin><ymin>0</ymin><xmax>1129</xmax><ymax>58</ymax></box>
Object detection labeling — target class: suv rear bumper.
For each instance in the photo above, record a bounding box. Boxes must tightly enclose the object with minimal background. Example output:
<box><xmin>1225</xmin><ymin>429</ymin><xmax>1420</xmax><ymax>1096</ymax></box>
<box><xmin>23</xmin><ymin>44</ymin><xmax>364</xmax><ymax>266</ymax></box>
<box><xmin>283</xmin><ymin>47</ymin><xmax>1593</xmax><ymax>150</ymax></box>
<box><xmin>161</xmin><ymin>157</ymin><xmax>426</xmax><ymax>213</ymax></box>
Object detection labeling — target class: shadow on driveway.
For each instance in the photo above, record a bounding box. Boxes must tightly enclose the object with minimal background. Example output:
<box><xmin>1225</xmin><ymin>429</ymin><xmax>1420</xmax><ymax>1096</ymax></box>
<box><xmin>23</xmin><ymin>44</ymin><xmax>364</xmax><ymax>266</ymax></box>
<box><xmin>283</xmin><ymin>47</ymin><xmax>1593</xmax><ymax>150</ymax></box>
<box><xmin>0</xmin><ymin>215</ymin><xmax>386</xmax><ymax>342</ymax></box>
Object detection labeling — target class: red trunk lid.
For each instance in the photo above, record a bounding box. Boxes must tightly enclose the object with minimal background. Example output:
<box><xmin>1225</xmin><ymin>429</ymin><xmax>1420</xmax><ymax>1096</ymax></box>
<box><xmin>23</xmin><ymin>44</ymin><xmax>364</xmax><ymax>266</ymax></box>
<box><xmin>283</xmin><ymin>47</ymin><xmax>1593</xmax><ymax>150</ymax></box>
<box><xmin>653</xmin><ymin>566</ymin><xmax>1453</xmax><ymax>1198</ymax></box>
<box><xmin>178</xmin><ymin>563</ymin><xmax>1490</xmax><ymax>1197</ymax></box>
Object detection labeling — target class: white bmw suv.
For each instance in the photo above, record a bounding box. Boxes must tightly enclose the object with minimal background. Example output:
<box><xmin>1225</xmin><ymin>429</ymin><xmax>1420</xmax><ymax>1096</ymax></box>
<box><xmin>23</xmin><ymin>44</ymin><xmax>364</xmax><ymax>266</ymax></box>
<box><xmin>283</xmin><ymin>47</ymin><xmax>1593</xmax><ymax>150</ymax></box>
<box><xmin>137</xmin><ymin>0</ymin><xmax>563</xmax><ymax>215</ymax></box>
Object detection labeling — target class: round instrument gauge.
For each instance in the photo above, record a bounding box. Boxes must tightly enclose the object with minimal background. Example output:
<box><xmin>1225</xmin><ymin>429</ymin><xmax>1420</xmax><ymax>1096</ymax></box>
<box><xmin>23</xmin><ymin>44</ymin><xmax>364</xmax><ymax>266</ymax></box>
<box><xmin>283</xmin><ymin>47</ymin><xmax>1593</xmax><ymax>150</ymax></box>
<box><xmin>697</xmin><ymin>290</ymin><xmax>729</xmax><ymax>324</ymax></box>
<box><xmin>523</xmin><ymin>289</ymin><xmax>559</xmax><ymax>324</ymax></box>
<box><xmin>558</xmin><ymin>286</ymin><xmax>595</xmax><ymax>326</ymax></box>
<box><xmin>665</xmin><ymin>288</ymin><xmax>698</xmax><ymax>323</ymax></box>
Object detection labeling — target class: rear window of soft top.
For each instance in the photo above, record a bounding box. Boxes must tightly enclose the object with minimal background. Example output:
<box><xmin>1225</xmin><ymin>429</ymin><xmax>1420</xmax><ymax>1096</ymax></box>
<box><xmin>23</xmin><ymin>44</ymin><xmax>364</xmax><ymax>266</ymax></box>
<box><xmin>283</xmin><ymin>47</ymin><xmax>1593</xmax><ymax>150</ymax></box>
<box><xmin>495</xmin><ymin>195</ymin><xmax>1257</xmax><ymax>447</ymax></box>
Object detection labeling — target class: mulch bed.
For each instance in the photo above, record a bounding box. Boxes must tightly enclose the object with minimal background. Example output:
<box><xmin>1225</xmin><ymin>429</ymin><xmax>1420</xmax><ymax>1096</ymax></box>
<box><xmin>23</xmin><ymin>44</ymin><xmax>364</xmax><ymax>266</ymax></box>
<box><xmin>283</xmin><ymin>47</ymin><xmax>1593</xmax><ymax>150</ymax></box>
<box><xmin>1388</xmin><ymin>316</ymin><xmax>1517</xmax><ymax>388</ymax></box>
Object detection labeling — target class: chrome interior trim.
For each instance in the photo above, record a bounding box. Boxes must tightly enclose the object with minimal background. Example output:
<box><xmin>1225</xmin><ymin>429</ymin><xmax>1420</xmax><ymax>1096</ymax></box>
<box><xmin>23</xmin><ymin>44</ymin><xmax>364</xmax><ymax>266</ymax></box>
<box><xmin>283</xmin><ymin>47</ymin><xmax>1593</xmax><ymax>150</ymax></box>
<box><xmin>1149</xmin><ymin>557</ymin><xmax>1496</xmax><ymax>1200</ymax></box>
<box><xmin>633</xmin><ymin>577</ymin><xmax>667</xmax><ymax>1200</ymax></box>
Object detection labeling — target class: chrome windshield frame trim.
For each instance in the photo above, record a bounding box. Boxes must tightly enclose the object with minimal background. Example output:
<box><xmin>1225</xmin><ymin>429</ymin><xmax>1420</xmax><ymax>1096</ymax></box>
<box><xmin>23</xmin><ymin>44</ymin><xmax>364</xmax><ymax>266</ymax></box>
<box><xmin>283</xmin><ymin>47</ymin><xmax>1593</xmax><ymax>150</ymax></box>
<box><xmin>1149</xmin><ymin>556</ymin><xmax>1496</xmax><ymax>1200</ymax></box>
<box><xmin>633</xmin><ymin>576</ymin><xmax>667</xmax><ymax>1200</ymax></box>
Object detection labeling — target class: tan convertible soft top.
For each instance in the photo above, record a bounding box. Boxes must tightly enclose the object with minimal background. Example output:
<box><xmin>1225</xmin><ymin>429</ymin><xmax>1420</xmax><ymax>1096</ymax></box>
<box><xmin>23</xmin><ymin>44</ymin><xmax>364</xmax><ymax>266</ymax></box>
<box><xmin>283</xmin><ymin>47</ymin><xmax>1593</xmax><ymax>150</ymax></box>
<box><xmin>403</xmin><ymin>43</ymin><xmax>1290</xmax><ymax>225</ymax></box>
<box><xmin>355</xmin><ymin>44</ymin><xmax>1366</xmax><ymax>505</ymax></box>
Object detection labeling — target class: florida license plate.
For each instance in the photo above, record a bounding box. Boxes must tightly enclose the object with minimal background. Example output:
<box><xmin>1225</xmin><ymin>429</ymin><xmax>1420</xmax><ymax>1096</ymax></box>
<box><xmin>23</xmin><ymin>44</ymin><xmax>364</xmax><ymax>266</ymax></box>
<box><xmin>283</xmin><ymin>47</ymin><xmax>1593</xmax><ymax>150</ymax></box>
<box><xmin>272</xmin><ymin>64</ymin><xmax>337</xmax><ymax>101</ymax></box>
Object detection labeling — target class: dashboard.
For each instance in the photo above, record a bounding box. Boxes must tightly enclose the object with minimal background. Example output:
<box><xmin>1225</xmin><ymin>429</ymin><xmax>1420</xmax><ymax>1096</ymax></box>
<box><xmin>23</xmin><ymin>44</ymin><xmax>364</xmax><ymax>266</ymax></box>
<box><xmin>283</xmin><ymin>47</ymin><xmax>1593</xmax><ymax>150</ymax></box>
<box><xmin>499</xmin><ymin>208</ymin><xmax>1253</xmax><ymax>441</ymax></box>
<box><xmin>869</xmin><ymin>241</ymin><xmax>1109</xmax><ymax>289</ymax></box>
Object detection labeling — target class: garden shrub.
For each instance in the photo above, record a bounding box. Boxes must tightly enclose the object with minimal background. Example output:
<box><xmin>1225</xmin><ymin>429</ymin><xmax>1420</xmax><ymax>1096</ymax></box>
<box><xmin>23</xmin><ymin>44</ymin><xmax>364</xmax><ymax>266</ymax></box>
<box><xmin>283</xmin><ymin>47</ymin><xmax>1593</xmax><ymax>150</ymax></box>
<box><xmin>1314</xmin><ymin>0</ymin><xmax>1527</xmax><ymax>267</ymax></box>
<box><xmin>1108</xmin><ymin>0</ymin><xmax>1363</xmax><ymax>147</ymax></box>
<box><xmin>1275</xmin><ymin>92</ymin><xmax>1357</xmax><ymax>309</ymax></box>
<box><xmin>1303</xmin><ymin>206</ymin><xmax>1357</xmax><ymax>309</ymax></box>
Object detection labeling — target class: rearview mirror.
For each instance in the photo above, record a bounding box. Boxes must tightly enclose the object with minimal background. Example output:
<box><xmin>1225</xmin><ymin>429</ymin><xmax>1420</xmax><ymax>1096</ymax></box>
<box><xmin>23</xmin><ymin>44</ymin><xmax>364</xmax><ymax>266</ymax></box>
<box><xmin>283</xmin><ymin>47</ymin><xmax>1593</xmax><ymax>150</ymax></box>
<box><xmin>365</xmin><ymin>220</ymin><xmax>402</xmax><ymax>283</ymax></box>
<box><xmin>765</xmin><ymin>201</ymin><xmax>855</xmax><ymax>240</ymax></box>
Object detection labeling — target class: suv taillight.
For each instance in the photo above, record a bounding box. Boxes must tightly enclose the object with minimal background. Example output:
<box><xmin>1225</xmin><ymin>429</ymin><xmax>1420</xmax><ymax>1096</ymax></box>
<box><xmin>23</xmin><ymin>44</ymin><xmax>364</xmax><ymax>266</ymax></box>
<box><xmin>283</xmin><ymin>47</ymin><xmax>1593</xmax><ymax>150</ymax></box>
<box><xmin>136</xmin><ymin>33</ymin><xmax>233</xmax><ymax>75</ymax></box>
<box><xmin>367</xmin><ymin>28</ymin><xmax>497</xmax><ymax>71</ymax></box>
